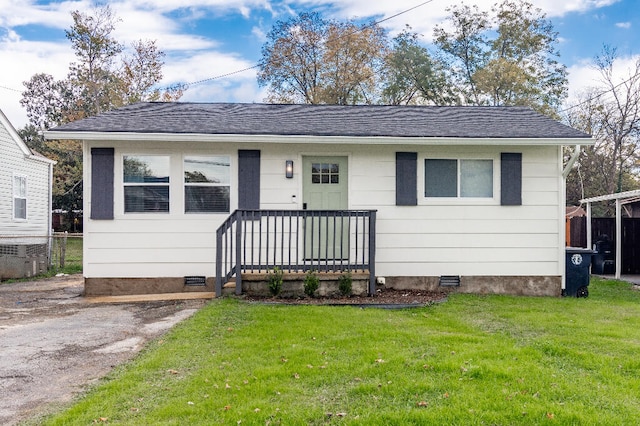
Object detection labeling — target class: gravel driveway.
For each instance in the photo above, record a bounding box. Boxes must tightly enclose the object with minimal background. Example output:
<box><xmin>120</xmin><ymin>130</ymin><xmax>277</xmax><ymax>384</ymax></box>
<box><xmin>0</xmin><ymin>274</ymin><xmax>209</xmax><ymax>425</ymax></box>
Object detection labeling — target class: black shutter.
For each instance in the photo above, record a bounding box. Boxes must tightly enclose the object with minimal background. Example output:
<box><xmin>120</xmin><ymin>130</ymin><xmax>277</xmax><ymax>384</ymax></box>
<box><xmin>501</xmin><ymin>152</ymin><xmax>522</xmax><ymax>206</ymax></box>
<box><xmin>90</xmin><ymin>148</ymin><xmax>114</xmax><ymax>219</ymax></box>
<box><xmin>238</xmin><ymin>150</ymin><xmax>260</xmax><ymax>209</ymax></box>
<box><xmin>396</xmin><ymin>152</ymin><xmax>417</xmax><ymax>206</ymax></box>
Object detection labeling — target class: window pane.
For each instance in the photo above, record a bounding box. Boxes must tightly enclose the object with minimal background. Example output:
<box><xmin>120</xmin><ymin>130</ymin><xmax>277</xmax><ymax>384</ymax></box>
<box><xmin>124</xmin><ymin>186</ymin><xmax>169</xmax><ymax>212</ymax></box>
<box><xmin>14</xmin><ymin>198</ymin><xmax>26</xmax><ymax>219</ymax></box>
<box><xmin>461</xmin><ymin>160</ymin><xmax>493</xmax><ymax>198</ymax></box>
<box><xmin>184</xmin><ymin>156</ymin><xmax>230</xmax><ymax>184</ymax></box>
<box><xmin>425</xmin><ymin>159</ymin><xmax>457</xmax><ymax>197</ymax></box>
<box><xmin>185</xmin><ymin>186</ymin><xmax>230</xmax><ymax>213</ymax></box>
<box><xmin>14</xmin><ymin>176</ymin><xmax>26</xmax><ymax>197</ymax></box>
<box><xmin>123</xmin><ymin>156</ymin><xmax>170</xmax><ymax>183</ymax></box>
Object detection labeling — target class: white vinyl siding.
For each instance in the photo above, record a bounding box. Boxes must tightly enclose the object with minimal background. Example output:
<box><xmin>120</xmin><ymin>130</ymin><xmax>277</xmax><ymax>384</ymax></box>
<box><xmin>0</xmin><ymin>114</ymin><xmax>52</xmax><ymax>240</ymax></box>
<box><xmin>82</xmin><ymin>140</ymin><xmax>562</xmax><ymax>282</ymax></box>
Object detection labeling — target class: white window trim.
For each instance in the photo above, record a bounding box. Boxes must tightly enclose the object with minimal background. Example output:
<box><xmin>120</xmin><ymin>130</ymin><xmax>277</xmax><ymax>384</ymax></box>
<box><xmin>183</xmin><ymin>154</ymin><xmax>231</xmax><ymax>214</ymax></box>
<box><xmin>13</xmin><ymin>174</ymin><xmax>28</xmax><ymax>221</ymax></box>
<box><xmin>419</xmin><ymin>155</ymin><xmax>499</xmax><ymax>206</ymax></box>
<box><xmin>122</xmin><ymin>154</ymin><xmax>171</xmax><ymax>214</ymax></box>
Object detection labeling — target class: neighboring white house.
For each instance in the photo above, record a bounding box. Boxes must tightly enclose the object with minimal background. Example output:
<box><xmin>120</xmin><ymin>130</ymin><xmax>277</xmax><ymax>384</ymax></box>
<box><xmin>45</xmin><ymin>103</ymin><xmax>592</xmax><ymax>297</ymax></box>
<box><xmin>0</xmin><ymin>108</ymin><xmax>55</xmax><ymax>279</ymax></box>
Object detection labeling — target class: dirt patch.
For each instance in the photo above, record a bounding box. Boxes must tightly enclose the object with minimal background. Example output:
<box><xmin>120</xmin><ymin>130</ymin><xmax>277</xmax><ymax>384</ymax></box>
<box><xmin>0</xmin><ymin>274</ymin><xmax>208</xmax><ymax>425</ymax></box>
<box><xmin>239</xmin><ymin>288</ymin><xmax>449</xmax><ymax>307</ymax></box>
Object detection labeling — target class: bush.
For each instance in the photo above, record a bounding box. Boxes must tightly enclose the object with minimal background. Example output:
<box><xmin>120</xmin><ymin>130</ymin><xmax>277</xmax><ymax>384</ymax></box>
<box><xmin>303</xmin><ymin>270</ymin><xmax>319</xmax><ymax>297</ymax></box>
<box><xmin>338</xmin><ymin>272</ymin><xmax>352</xmax><ymax>296</ymax></box>
<box><xmin>267</xmin><ymin>267</ymin><xmax>283</xmax><ymax>296</ymax></box>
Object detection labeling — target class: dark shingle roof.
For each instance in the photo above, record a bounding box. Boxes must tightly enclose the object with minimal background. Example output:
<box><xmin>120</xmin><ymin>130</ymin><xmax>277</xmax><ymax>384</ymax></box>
<box><xmin>50</xmin><ymin>102</ymin><xmax>590</xmax><ymax>139</ymax></box>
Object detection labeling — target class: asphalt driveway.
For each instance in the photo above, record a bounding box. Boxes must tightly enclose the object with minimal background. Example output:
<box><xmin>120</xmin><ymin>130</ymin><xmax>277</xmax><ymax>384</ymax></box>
<box><xmin>0</xmin><ymin>274</ymin><xmax>208</xmax><ymax>425</ymax></box>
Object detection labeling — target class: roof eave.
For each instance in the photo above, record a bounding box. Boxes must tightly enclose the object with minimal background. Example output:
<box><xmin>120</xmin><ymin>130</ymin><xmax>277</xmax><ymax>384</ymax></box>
<box><xmin>44</xmin><ymin>131</ymin><xmax>593</xmax><ymax>146</ymax></box>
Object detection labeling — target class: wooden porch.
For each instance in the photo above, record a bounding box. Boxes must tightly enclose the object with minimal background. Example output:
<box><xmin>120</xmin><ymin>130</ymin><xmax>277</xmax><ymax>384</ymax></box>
<box><xmin>215</xmin><ymin>210</ymin><xmax>377</xmax><ymax>296</ymax></box>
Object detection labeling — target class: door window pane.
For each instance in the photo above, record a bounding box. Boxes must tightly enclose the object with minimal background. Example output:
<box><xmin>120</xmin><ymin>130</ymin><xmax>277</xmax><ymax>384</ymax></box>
<box><xmin>425</xmin><ymin>159</ymin><xmax>457</xmax><ymax>197</ymax></box>
<box><xmin>312</xmin><ymin>163</ymin><xmax>339</xmax><ymax>185</ymax></box>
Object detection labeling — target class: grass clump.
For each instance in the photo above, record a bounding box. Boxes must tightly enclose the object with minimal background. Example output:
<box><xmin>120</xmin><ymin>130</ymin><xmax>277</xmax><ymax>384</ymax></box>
<box><xmin>267</xmin><ymin>267</ymin><xmax>283</xmax><ymax>296</ymax></box>
<box><xmin>37</xmin><ymin>277</ymin><xmax>640</xmax><ymax>425</ymax></box>
<box><xmin>303</xmin><ymin>270</ymin><xmax>319</xmax><ymax>297</ymax></box>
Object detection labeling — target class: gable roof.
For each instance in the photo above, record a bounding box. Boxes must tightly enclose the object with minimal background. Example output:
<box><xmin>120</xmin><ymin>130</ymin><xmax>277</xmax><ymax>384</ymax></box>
<box><xmin>0</xmin><ymin>108</ymin><xmax>56</xmax><ymax>165</ymax></box>
<box><xmin>47</xmin><ymin>102</ymin><xmax>590</xmax><ymax>141</ymax></box>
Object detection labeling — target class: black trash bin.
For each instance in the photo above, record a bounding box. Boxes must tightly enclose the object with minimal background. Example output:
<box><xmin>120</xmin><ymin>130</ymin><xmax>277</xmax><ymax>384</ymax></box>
<box><xmin>592</xmin><ymin>238</ymin><xmax>615</xmax><ymax>275</ymax></box>
<box><xmin>564</xmin><ymin>248</ymin><xmax>594</xmax><ymax>298</ymax></box>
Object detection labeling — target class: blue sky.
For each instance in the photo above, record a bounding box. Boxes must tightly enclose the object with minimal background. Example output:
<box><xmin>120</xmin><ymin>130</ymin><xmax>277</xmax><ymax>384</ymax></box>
<box><xmin>0</xmin><ymin>0</ymin><xmax>638</xmax><ymax>128</ymax></box>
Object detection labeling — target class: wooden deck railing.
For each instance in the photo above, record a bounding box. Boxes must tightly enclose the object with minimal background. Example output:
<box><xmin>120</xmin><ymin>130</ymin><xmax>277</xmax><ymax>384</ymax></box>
<box><xmin>215</xmin><ymin>210</ymin><xmax>377</xmax><ymax>295</ymax></box>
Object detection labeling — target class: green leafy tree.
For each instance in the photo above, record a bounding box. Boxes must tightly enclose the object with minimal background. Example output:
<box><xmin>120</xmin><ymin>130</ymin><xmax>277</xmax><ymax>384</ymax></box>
<box><xmin>382</xmin><ymin>27</ymin><xmax>455</xmax><ymax>105</ymax></box>
<box><xmin>434</xmin><ymin>0</ymin><xmax>567</xmax><ymax>116</ymax></box>
<box><xmin>19</xmin><ymin>5</ymin><xmax>182</xmax><ymax>212</ymax></box>
<box><xmin>258</xmin><ymin>12</ymin><xmax>387</xmax><ymax>105</ymax></box>
<box><xmin>258</xmin><ymin>12</ymin><xmax>327</xmax><ymax>104</ymax></box>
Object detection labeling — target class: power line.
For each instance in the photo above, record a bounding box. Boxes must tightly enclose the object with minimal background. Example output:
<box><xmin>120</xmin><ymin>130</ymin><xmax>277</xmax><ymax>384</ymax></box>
<box><xmin>559</xmin><ymin>73</ymin><xmax>639</xmax><ymax>114</ymax></box>
<box><xmin>172</xmin><ymin>0</ymin><xmax>437</xmax><ymax>91</ymax></box>
<box><xmin>0</xmin><ymin>84</ymin><xmax>21</xmax><ymax>93</ymax></box>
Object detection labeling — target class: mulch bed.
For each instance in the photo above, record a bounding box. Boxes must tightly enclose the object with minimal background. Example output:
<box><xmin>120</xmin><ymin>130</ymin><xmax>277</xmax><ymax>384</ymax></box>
<box><xmin>239</xmin><ymin>288</ymin><xmax>449</xmax><ymax>307</ymax></box>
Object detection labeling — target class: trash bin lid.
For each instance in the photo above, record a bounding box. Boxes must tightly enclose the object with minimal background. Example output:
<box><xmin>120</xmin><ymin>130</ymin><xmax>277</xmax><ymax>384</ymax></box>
<box><xmin>565</xmin><ymin>247</ymin><xmax>595</xmax><ymax>254</ymax></box>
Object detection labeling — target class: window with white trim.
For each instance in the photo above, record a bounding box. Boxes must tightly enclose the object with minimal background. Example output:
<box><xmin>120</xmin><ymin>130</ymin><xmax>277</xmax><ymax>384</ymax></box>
<box><xmin>425</xmin><ymin>159</ymin><xmax>493</xmax><ymax>198</ymax></box>
<box><xmin>184</xmin><ymin>155</ymin><xmax>230</xmax><ymax>213</ymax></box>
<box><xmin>13</xmin><ymin>175</ymin><xmax>27</xmax><ymax>220</ymax></box>
<box><xmin>123</xmin><ymin>155</ymin><xmax>170</xmax><ymax>213</ymax></box>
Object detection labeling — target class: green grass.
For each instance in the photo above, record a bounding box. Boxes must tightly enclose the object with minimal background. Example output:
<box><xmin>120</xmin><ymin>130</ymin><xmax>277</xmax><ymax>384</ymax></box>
<box><xmin>47</xmin><ymin>235</ymin><xmax>83</xmax><ymax>276</ymax></box>
<box><xmin>39</xmin><ymin>278</ymin><xmax>640</xmax><ymax>425</ymax></box>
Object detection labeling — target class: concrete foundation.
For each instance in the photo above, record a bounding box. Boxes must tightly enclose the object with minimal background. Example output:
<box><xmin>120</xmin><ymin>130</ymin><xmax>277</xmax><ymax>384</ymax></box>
<box><xmin>84</xmin><ymin>274</ymin><xmax>561</xmax><ymax>298</ymax></box>
<box><xmin>240</xmin><ymin>271</ymin><xmax>370</xmax><ymax>297</ymax></box>
<box><xmin>385</xmin><ymin>275</ymin><xmax>562</xmax><ymax>297</ymax></box>
<box><xmin>84</xmin><ymin>277</ymin><xmax>215</xmax><ymax>296</ymax></box>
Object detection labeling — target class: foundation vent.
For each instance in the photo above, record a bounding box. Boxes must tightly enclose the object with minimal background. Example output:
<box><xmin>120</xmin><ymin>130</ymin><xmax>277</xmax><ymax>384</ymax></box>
<box><xmin>439</xmin><ymin>275</ymin><xmax>460</xmax><ymax>287</ymax></box>
<box><xmin>184</xmin><ymin>276</ymin><xmax>206</xmax><ymax>286</ymax></box>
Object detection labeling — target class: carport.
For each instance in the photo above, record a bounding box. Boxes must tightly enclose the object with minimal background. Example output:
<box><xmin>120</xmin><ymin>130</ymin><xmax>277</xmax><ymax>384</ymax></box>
<box><xmin>581</xmin><ymin>189</ymin><xmax>640</xmax><ymax>280</ymax></box>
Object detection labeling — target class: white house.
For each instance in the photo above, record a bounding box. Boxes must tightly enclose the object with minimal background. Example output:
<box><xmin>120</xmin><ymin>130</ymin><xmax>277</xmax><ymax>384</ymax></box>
<box><xmin>0</xmin><ymin>109</ymin><xmax>55</xmax><ymax>279</ymax></box>
<box><xmin>45</xmin><ymin>103</ymin><xmax>592</xmax><ymax>297</ymax></box>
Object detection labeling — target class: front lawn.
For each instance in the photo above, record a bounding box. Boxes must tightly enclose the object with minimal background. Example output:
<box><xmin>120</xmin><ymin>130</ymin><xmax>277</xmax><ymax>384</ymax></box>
<box><xmin>40</xmin><ymin>278</ymin><xmax>640</xmax><ymax>425</ymax></box>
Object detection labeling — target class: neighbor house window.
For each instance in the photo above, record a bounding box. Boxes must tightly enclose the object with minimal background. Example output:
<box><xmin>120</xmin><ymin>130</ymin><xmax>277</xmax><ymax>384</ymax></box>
<box><xmin>123</xmin><ymin>155</ymin><xmax>170</xmax><ymax>213</ymax></box>
<box><xmin>184</xmin><ymin>155</ymin><xmax>230</xmax><ymax>213</ymax></box>
<box><xmin>425</xmin><ymin>159</ymin><xmax>493</xmax><ymax>198</ymax></box>
<box><xmin>13</xmin><ymin>175</ymin><xmax>27</xmax><ymax>220</ymax></box>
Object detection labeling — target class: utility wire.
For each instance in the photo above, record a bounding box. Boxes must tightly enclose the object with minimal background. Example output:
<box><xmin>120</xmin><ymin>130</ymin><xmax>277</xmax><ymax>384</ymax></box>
<box><xmin>559</xmin><ymin>73</ymin><xmax>639</xmax><ymax>114</ymax></box>
<box><xmin>171</xmin><ymin>0</ymin><xmax>436</xmax><ymax>90</ymax></box>
<box><xmin>0</xmin><ymin>84</ymin><xmax>21</xmax><ymax>93</ymax></box>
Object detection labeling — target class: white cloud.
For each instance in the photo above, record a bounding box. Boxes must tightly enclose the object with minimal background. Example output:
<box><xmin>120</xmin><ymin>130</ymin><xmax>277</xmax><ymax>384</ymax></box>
<box><xmin>565</xmin><ymin>53</ymin><xmax>640</xmax><ymax>106</ymax></box>
<box><xmin>615</xmin><ymin>22</ymin><xmax>631</xmax><ymax>29</ymax></box>
<box><xmin>251</xmin><ymin>25</ymin><xmax>267</xmax><ymax>42</ymax></box>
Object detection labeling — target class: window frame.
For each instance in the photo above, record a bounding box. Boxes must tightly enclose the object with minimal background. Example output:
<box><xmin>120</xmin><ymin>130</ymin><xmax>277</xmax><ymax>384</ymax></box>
<box><xmin>183</xmin><ymin>154</ymin><xmax>231</xmax><ymax>214</ymax></box>
<box><xmin>13</xmin><ymin>174</ymin><xmax>27</xmax><ymax>221</ymax></box>
<box><xmin>122</xmin><ymin>154</ymin><xmax>171</xmax><ymax>214</ymax></box>
<box><xmin>421</xmin><ymin>155</ymin><xmax>498</xmax><ymax>205</ymax></box>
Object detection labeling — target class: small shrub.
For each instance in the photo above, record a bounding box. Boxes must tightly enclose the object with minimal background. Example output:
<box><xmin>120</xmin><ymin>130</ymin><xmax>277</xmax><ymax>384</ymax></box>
<box><xmin>338</xmin><ymin>272</ymin><xmax>352</xmax><ymax>296</ymax></box>
<box><xmin>267</xmin><ymin>267</ymin><xmax>283</xmax><ymax>296</ymax></box>
<box><xmin>304</xmin><ymin>270</ymin><xmax>319</xmax><ymax>297</ymax></box>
